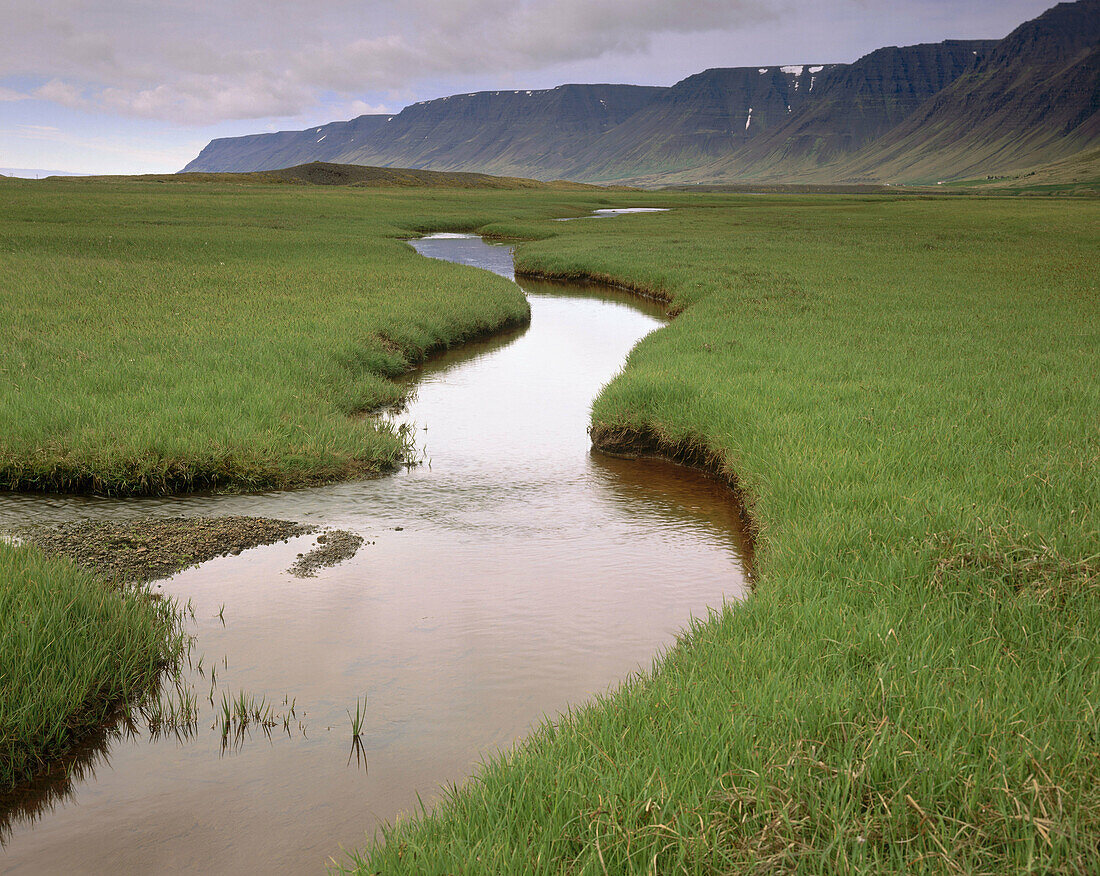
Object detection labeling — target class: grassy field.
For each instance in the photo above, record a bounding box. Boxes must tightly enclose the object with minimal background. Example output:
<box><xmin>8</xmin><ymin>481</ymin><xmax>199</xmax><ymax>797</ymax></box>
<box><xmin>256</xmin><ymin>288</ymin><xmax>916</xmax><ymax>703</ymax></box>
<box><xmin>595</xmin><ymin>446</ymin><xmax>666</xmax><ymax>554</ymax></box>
<box><xmin>347</xmin><ymin>195</ymin><xmax>1099</xmax><ymax>873</ymax></box>
<box><xmin>2</xmin><ymin>180</ymin><xmax>1097</xmax><ymax>871</ymax></box>
<box><xmin>0</xmin><ymin>542</ymin><xmax>184</xmax><ymax>789</ymax></box>
<box><xmin>0</xmin><ymin>178</ymin><xmax>618</xmax><ymax>495</ymax></box>
<box><xmin>0</xmin><ymin>177</ymin><xmax>611</xmax><ymax>790</ymax></box>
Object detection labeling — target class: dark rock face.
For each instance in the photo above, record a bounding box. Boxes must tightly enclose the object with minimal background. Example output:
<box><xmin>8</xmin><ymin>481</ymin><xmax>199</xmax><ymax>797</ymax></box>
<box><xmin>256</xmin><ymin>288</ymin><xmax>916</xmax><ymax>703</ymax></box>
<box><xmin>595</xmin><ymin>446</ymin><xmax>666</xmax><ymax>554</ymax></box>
<box><xmin>182</xmin><ymin>0</ymin><xmax>1100</xmax><ymax>184</ymax></box>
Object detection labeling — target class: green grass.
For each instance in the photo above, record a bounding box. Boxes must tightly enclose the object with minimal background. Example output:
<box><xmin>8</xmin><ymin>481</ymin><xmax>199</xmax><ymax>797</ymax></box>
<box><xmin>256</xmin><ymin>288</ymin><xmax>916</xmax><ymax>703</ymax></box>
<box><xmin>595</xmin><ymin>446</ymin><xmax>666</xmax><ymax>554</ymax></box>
<box><xmin>345</xmin><ymin>195</ymin><xmax>1100</xmax><ymax>873</ymax></box>
<box><xmin>0</xmin><ymin>542</ymin><xmax>185</xmax><ymax>789</ymax></box>
<box><xmin>3</xmin><ymin>180</ymin><xmax>1097</xmax><ymax>871</ymax></box>
<box><xmin>0</xmin><ymin>178</ymin><xmax>619</xmax><ymax>789</ymax></box>
<box><xmin>0</xmin><ymin>179</ymin><xmax>625</xmax><ymax>495</ymax></box>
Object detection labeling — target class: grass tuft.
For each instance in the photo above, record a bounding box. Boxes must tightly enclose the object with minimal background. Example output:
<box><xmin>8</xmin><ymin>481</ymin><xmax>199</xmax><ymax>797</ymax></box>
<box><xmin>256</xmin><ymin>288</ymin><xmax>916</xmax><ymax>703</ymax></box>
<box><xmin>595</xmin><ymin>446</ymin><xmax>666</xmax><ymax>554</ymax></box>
<box><xmin>0</xmin><ymin>542</ymin><xmax>185</xmax><ymax>789</ymax></box>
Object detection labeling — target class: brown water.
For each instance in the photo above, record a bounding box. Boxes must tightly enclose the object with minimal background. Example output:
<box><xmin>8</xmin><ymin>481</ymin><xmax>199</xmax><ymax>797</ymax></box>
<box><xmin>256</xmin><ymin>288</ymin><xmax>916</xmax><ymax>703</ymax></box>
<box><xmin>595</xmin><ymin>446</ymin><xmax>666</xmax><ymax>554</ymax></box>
<box><xmin>0</xmin><ymin>233</ymin><xmax>748</xmax><ymax>874</ymax></box>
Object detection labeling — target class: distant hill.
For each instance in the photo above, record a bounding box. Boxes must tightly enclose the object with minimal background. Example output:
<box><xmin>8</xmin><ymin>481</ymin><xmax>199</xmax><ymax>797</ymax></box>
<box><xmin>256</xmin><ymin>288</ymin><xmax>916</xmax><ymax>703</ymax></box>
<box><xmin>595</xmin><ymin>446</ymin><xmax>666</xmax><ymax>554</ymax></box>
<box><xmin>50</xmin><ymin>161</ymin><xmax>607</xmax><ymax>190</ymax></box>
<box><xmin>183</xmin><ymin>0</ymin><xmax>1100</xmax><ymax>186</ymax></box>
<box><xmin>186</xmin><ymin>86</ymin><xmax>664</xmax><ymax>179</ymax></box>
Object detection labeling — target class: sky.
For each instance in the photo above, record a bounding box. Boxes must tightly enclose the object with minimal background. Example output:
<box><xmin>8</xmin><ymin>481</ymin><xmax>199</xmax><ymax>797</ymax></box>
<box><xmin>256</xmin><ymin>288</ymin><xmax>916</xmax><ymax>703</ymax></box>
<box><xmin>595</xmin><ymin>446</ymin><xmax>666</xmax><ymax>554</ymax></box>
<box><xmin>1</xmin><ymin>0</ymin><xmax>1057</xmax><ymax>175</ymax></box>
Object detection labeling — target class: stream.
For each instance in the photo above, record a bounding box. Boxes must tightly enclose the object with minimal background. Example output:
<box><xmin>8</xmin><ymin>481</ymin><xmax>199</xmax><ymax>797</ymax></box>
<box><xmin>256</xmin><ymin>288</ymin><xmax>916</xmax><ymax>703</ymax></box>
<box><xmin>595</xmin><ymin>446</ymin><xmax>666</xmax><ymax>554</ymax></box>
<box><xmin>0</xmin><ymin>231</ymin><xmax>748</xmax><ymax>874</ymax></box>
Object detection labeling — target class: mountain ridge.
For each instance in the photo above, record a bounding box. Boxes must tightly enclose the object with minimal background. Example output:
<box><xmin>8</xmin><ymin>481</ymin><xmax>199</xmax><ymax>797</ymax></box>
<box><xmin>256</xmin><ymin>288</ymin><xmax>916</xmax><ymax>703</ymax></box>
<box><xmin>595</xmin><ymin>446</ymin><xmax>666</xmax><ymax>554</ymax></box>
<box><xmin>182</xmin><ymin>0</ymin><xmax>1100</xmax><ymax>186</ymax></box>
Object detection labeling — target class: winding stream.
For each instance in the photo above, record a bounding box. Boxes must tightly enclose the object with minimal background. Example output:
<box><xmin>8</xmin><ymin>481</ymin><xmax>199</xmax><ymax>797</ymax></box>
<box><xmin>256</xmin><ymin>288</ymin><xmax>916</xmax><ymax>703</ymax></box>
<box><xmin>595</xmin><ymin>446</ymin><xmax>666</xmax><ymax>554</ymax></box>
<box><xmin>0</xmin><ymin>232</ymin><xmax>748</xmax><ymax>873</ymax></box>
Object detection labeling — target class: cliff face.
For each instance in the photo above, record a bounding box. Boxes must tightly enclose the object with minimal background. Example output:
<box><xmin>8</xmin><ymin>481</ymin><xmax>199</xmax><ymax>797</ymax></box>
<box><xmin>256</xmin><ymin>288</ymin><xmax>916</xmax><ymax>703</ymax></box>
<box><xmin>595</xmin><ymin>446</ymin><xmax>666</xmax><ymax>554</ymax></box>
<box><xmin>846</xmin><ymin>0</ymin><xmax>1100</xmax><ymax>181</ymax></box>
<box><xmin>186</xmin><ymin>114</ymin><xmax>394</xmax><ymax>173</ymax></box>
<box><xmin>561</xmin><ymin>65</ymin><xmax>841</xmax><ymax>181</ymax></box>
<box><xmin>182</xmin><ymin>0</ymin><xmax>1100</xmax><ymax>185</ymax></box>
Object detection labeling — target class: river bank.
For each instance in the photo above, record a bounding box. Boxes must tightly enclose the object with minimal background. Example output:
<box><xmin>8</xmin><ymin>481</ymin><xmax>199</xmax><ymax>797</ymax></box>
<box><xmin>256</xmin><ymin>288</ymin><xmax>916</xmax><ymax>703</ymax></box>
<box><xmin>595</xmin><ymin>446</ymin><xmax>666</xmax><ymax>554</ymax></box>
<box><xmin>0</xmin><ymin>221</ymin><xmax>749</xmax><ymax>874</ymax></box>
<box><xmin>350</xmin><ymin>195</ymin><xmax>1100</xmax><ymax>873</ymax></box>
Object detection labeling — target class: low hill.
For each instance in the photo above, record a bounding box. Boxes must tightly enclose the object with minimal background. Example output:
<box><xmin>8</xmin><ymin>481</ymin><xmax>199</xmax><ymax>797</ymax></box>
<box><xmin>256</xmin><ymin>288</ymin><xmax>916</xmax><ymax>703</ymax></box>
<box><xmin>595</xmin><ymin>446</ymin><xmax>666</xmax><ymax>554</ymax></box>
<box><xmin>51</xmin><ymin>162</ymin><xmax>608</xmax><ymax>190</ymax></box>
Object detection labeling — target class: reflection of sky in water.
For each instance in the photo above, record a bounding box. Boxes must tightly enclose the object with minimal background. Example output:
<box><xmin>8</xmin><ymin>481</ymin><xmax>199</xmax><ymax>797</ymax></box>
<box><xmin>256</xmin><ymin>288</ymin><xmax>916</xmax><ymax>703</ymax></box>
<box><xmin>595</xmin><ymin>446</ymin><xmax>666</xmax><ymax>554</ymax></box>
<box><xmin>553</xmin><ymin>207</ymin><xmax>671</xmax><ymax>221</ymax></box>
<box><xmin>0</xmin><ymin>233</ymin><xmax>747</xmax><ymax>875</ymax></box>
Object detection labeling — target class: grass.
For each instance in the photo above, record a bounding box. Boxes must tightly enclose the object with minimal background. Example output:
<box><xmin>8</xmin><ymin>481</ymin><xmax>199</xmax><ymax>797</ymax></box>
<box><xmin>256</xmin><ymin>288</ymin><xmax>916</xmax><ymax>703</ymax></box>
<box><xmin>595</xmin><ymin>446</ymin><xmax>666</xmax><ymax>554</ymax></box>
<box><xmin>0</xmin><ymin>541</ymin><xmax>185</xmax><ymax>789</ymax></box>
<box><xmin>348</xmin><ymin>696</ymin><xmax>366</xmax><ymax>739</ymax></box>
<box><xmin>0</xmin><ymin>178</ymin><xmax>626</xmax><ymax>496</ymax></box>
<box><xmin>2</xmin><ymin>179</ymin><xmax>1097</xmax><ymax>871</ymax></box>
<box><xmin>343</xmin><ymin>195</ymin><xmax>1100</xmax><ymax>873</ymax></box>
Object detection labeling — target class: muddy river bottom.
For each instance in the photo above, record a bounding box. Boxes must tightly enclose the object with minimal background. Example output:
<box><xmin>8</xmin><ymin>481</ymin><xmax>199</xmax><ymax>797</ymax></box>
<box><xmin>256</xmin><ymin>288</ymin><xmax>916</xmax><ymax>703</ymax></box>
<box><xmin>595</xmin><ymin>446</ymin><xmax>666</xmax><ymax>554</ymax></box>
<box><xmin>0</xmin><ymin>233</ymin><xmax>748</xmax><ymax>874</ymax></box>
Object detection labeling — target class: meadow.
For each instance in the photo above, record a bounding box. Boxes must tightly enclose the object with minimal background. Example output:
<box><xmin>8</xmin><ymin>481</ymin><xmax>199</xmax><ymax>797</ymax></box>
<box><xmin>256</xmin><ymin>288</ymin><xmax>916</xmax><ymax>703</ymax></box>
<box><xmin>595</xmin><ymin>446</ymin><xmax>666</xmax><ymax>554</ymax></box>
<box><xmin>1</xmin><ymin>179</ymin><xmax>1097</xmax><ymax>872</ymax></box>
<box><xmin>0</xmin><ymin>179</ymin><xmax>605</xmax><ymax>495</ymax></box>
<box><xmin>0</xmin><ymin>177</ymin><xmax>605</xmax><ymax>792</ymax></box>
<box><xmin>350</xmin><ymin>195</ymin><xmax>1099</xmax><ymax>873</ymax></box>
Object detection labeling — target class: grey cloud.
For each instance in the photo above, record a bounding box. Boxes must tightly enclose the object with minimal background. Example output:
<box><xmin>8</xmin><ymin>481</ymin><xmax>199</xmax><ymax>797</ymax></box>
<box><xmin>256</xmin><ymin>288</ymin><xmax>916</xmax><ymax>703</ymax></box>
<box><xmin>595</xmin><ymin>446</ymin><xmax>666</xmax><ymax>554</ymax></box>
<box><xmin>1</xmin><ymin>0</ymin><xmax>775</xmax><ymax>122</ymax></box>
<box><xmin>0</xmin><ymin>0</ymin><xmax>1053</xmax><ymax>125</ymax></box>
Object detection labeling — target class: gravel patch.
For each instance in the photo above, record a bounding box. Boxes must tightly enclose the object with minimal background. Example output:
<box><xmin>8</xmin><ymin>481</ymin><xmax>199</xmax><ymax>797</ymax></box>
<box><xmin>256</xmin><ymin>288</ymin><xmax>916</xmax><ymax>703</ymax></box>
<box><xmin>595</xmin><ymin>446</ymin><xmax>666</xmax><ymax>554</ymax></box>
<box><xmin>16</xmin><ymin>516</ymin><xmax>314</xmax><ymax>584</ymax></box>
<box><xmin>288</xmin><ymin>529</ymin><xmax>364</xmax><ymax>577</ymax></box>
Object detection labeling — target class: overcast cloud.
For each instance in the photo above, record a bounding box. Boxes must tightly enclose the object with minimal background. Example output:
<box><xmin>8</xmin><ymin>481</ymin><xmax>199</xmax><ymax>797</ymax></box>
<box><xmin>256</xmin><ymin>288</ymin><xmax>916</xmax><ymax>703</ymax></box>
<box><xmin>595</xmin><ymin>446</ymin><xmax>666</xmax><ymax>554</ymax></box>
<box><xmin>2</xmin><ymin>0</ymin><xmax>1055</xmax><ymax>124</ymax></box>
<box><xmin>0</xmin><ymin>0</ymin><xmax>1057</xmax><ymax>173</ymax></box>
<box><xmin>4</xmin><ymin>0</ymin><xmax>778</xmax><ymax>123</ymax></box>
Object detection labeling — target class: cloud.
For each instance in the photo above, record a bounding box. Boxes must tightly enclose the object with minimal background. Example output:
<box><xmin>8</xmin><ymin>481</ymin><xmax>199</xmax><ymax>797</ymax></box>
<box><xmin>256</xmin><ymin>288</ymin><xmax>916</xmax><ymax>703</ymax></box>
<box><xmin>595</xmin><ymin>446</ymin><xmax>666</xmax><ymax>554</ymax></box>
<box><xmin>1</xmin><ymin>0</ymin><xmax>1054</xmax><ymax>126</ymax></box>
<box><xmin>7</xmin><ymin>124</ymin><xmax>63</xmax><ymax>137</ymax></box>
<box><xmin>33</xmin><ymin>79</ymin><xmax>90</xmax><ymax>109</ymax></box>
<box><xmin>1</xmin><ymin>0</ymin><xmax>775</xmax><ymax>123</ymax></box>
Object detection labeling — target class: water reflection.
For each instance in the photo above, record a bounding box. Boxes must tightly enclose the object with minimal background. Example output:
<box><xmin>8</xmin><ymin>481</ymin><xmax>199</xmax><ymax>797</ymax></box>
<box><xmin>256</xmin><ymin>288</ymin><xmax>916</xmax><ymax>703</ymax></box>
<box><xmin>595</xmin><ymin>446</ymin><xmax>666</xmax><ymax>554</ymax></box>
<box><xmin>553</xmin><ymin>207</ymin><xmax>671</xmax><ymax>221</ymax></box>
<box><xmin>0</xmin><ymin>709</ymin><xmax>136</xmax><ymax>844</ymax></box>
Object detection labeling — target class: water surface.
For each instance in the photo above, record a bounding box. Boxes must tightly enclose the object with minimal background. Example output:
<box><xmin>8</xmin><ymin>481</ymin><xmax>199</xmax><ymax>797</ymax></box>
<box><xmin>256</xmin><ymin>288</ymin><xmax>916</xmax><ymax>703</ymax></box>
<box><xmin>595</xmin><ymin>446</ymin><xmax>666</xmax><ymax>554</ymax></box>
<box><xmin>0</xmin><ymin>234</ymin><xmax>747</xmax><ymax>874</ymax></box>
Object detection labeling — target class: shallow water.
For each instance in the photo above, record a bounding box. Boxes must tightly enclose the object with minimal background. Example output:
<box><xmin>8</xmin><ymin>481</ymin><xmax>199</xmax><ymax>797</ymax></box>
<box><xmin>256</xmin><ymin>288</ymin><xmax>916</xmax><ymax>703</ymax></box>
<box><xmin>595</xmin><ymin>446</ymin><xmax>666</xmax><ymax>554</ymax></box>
<box><xmin>0</xmin><ymin>234</ymin><xmax>747</xmax><ymax>874</ymax></box>
<box><xmin>553</xmin><ymin>207</ymin><xmax>669</xmax><ymax>221</ymax></box>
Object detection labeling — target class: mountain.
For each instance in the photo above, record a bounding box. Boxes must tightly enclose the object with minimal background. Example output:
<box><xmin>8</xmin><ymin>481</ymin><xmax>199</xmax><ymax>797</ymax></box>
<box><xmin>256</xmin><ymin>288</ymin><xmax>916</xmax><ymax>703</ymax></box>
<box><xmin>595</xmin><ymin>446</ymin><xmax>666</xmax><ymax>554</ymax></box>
<box><xmin>578</xmin><ymin>41</ymin><xmax>995</xmax><ymax>184</ymax></box>
<box><xmin>832</xmin><ymin>0</ymin><xmax>1100</xmax><ymax>182</ymax></box>
<box><xmin>183</xmin><ymin>0</ymin><xmax>1100</xmax><ymax>186</ymax></box>
<box><xmin>721</xmin><ymin>41</ymin><xmax>999</xmax><ymax>178</ymax></box>
<box><xmin>187</xmin><ymin>114</ymin><xmax>394</xmax><ymax>174</ymax></box>
<box><xmin>559</xmin><ymin>65</ymin><xmax>840</xmax><ymax>181</ymax></box>
<box><xmin>336</xmin><ymin>84</ymin><xmax>665</xmax><ymax>179</ymax></box>
<box><xmin>185</xmin><ymin>85</ymin><xmax>665</xmax><ymax>177</ymax></box>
